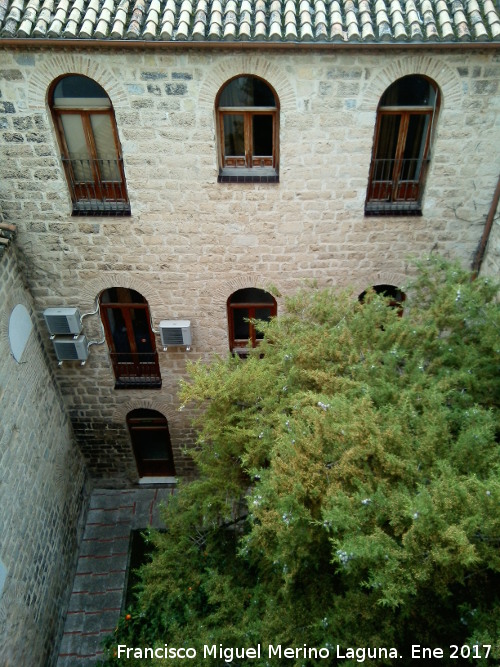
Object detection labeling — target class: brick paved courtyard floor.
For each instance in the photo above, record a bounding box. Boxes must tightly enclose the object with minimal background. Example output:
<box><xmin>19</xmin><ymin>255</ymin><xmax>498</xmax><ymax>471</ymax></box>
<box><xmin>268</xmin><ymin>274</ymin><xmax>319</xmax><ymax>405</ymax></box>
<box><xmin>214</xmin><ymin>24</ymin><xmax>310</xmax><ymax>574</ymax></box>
<box><xmin>57</xmin><ymin>487</ymin><xmax>175</xmax><ymax>667</ymax></box>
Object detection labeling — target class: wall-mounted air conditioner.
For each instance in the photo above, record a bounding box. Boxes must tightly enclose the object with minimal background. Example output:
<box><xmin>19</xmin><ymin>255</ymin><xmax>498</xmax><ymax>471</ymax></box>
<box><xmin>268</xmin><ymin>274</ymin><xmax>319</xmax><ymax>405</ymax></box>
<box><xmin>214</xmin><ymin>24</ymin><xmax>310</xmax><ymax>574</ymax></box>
<box><xmin>43</xmin><ymin>307</ymin><xmax>82</xmax><ymax>336</ymax></box>
<box><xmin>159</xmin><ymin>320</ymin><xmax>192</xmax><ymax>350</ymax></box>
<box><xmin>52</xmin><ymin>335</ymin><xmax>89</xmax><ymax>363</ymax></box>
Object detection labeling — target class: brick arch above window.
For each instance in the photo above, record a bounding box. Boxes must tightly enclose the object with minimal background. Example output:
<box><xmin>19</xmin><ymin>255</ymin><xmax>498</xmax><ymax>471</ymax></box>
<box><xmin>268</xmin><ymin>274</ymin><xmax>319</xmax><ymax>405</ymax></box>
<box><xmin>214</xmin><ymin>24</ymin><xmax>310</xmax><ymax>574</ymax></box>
<box><xmin>80</xmin><ymin>274</ymin><xmax>161</xmax><ymax>314</ymax></box>
<box><xmin>112</xmin><ymin>398</ymin><xmax>179</xmax><ymax>427</ymax></box>
<box><xmin>211</xmin><ymin>276</ymin><xmax>283</xmax><ymax>309</ymax></box>
<box><xmin>198</xmin><ymin>55</ymin><xmax>295</xmax><ymax>114</ymax></box>
<box><xmin>358</xmin><ymin>56</ymin><xmax>461</xmax><ymax>112</ymax></box>
<box><xmin>26</xmin><ymin>54</ymin><xmax>128</xmax><ymax>111</ymax></box>
<box><xmin>349</xmin><ymin>272</ymin><xmax>408</xmax><ymax>299</ymax></box>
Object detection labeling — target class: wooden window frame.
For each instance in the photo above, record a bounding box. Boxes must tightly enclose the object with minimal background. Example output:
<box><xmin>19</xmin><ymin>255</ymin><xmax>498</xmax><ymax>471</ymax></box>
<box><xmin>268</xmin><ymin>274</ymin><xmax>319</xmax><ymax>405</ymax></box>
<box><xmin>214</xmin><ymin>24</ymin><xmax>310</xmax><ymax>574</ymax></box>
<box><xmin>227</xmin><ymin>296</ymin><xmax>277</xmax><ymax>355</ymax></box>
<box><xmin>365</xmin><ymin>78</ymin><xmax>439</xmax><ymax>216</ymax></box>
<box><xmin>217</xmin><ymin>77</ymin><xmax>279</xmax><ymax>183</ymax></box>
<box><xmin>50</xmin><ymin>77</ymin><xmax>130</xmax><ymax>216</ymax></box>
<box><xmin>100</xmin><ymin>292</ymin><xmax>161</xmax><ymax>389</ymax></box>
<box><xmin>218</xmin><ymin>108</ymin><xmax>278</xmax><ymax>169</ymax></box>
<box><xmin>127</xmin><ymin>410</ymin><xmax>176</xmax><ymax>477</ymax></box>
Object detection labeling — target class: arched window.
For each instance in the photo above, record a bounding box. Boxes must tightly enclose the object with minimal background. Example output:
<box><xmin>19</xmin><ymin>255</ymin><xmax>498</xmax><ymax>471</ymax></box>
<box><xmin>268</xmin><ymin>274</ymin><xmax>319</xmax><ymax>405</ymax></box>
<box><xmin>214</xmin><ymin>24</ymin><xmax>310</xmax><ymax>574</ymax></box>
<box><xmin>358</xmin><ymin>284</ymin><xmax>406</xmax><ymax>317</ymax></box>
<box><xmin>365</xmin><ymin>75</ymin><xmax>439</xmax><ymax>215</ymax></box>
<box><xmin>217</xmin><ymin>76</ymin><xmax>279</xmax><ymax>183</ymax></box>
<box><xmin>50</xmin><ymin>75</ymin><xmax>130</xmax><ymax>215</ymax></box>
<box><xmin>227</xmin><ymin>288</ymin><xmax>277</xmax><ymax>356</ymax></box>
<box><xmin>100</xmin><ymin>288</ymin><xmax>160</xmax><ymax>388</ymax></box>
<box><xmin>127</xmin><ymin>409</ymin><xmax>175</xmax><ymax>478</ymax></box>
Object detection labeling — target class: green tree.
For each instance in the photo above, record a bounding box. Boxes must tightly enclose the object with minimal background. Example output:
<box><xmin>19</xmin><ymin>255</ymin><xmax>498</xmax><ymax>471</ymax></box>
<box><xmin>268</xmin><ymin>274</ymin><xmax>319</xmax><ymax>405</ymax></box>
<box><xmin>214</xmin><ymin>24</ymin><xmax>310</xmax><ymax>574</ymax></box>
<box><xmin>101</xmin><ymin>258</ymin><xmax>500</xmax><ymax>667</ymax></box>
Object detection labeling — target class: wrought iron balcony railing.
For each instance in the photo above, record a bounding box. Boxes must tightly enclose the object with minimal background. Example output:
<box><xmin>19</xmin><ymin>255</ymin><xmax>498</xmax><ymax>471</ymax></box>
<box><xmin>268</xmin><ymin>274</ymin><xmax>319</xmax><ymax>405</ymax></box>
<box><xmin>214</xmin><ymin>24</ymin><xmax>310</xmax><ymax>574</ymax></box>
<box><xmin>109</xmin><ymin>352</ymin><xmax>162</xmax><ymax>389</ymax></box>
<box><xmin>365</xmin><ymin>157</ymin><xmax>430</xmax><ymax>215</ymax></box>
<box><xmin>61</xmin><ymin>157</ymin><xmax>131</xmax><ymax>216</ymax></box>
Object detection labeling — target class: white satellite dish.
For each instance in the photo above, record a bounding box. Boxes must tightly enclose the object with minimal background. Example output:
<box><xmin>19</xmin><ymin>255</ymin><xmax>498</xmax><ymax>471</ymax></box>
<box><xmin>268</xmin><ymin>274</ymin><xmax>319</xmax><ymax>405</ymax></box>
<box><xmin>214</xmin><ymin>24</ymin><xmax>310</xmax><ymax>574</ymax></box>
<box><xmin>9</xmin><ymin>304</ymin><xmax>33</xmax><ymax>362</ymax></box>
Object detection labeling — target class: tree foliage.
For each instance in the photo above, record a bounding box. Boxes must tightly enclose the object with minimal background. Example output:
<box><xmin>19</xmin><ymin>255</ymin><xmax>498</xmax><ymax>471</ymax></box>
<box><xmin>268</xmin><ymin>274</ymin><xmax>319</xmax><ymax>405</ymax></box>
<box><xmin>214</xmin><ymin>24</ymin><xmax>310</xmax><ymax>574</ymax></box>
<box><xmin>100</xmin><ymin>258</ymin><xmax>500</xmax><ymax>666</ymax></box>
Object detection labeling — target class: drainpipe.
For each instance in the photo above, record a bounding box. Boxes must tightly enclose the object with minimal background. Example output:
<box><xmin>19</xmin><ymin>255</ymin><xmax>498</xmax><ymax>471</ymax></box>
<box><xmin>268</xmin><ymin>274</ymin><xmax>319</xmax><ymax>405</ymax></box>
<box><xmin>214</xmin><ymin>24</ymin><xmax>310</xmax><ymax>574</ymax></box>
<box><xmin>471</xmin><ymin>173</ymin><xmax>500</xmax><ymax>279</ymax></box>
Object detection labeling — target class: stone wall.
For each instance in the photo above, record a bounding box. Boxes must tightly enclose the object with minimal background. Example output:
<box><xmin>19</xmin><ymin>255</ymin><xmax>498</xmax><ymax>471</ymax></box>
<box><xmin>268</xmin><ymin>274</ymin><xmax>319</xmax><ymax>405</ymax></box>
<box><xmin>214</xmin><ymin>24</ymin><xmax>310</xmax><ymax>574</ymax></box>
<box><xmin>0</xmin><ymin>243</ymin><xmax>89</xmax><ymax>666</ymax></box>
<box><xmin>480</xmin><ymin>196</ymin><xmax>500</xmax><ymax>280</ymax></box>
<box><xmin>0</xmin><ymin>46</ymin><xmax>499</xmax><ymax>485</ymax></box>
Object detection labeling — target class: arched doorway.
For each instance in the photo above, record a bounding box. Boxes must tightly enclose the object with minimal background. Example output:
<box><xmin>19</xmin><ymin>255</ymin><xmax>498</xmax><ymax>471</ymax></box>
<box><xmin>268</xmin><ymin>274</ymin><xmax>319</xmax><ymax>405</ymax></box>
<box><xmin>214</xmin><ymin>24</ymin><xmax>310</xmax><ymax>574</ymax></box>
<box><xmin>126</xmin><ymin>409</ymin><xmax>175</xmax><ymax>477</ymax></box>
<box><xmin>100</xmin><ymin>287</ymin><xmax>161</xmax><ymax>388</ymax></box>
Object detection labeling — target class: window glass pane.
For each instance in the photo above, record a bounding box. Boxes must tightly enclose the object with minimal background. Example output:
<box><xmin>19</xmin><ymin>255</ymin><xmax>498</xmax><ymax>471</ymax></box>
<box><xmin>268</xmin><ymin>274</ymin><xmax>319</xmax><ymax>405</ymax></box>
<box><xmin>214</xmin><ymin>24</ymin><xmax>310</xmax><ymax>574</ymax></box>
<box><xmin>130</xmin><ymin>308</ymin><xmax>154</xmax><ymax>354</ymax></box>
<box><xmin>61</xmin><ymin>114</ymin><xmax>89</xmax><ymax>158</ymax></box>
<box><xmin>253</xmin><ymin>115</ymin><xmax>273</xmax><ymax>156</ymax></box>
<box><xmin>373</xmin><ymin>115</ymin><xmax>401</xmax><ymax>183</ymax></box>
<box><xmin>53</xmin><ymin>75</ymin><xmax>111</xmax><ymax>108</ymax></box>
<box><xmin>90</xmin><ymin>114</ymin><xmax>116</xmax><ymax>159</ymax></box>
<box><xmin>233</xmin><ymin>308</ymin><xmax>250</xmax><ymax>339</ymax></box>
<box><xmin>401</xmin><ymin>114</ymin><xmax>430</xmax><ymax>180</ymax></box>
<box><xmin>90</xmin><ymin>114</ymin><xmax>121</xmax><ymax>181</ymax></box>
<box><xmin>223</xmin><ymin>115</ymin><xmax>245</xmax><ymax>157</ymax></box>
<box><xmin>380</xmin><ymin>76</ymin><xmax>435</xmax><ymax>107</ymax></box>
<box><xmin>254</xmin><ymin>307</ymin><xmax>272</xmax><ymax>340</ymax></box>
<box><xmin>106</xmin><ymin>308</ymin><xmax>131</xmax><ymax>354</ymax></box>
<box><xmin>220</xmin><ymin>77</ymin><xmax>275</xmax><ymax>107</ymax></box>
<box><xmin>375</xmin><ymin>115</ymin><xmax>401</xmax><ymax>161</ymax></box>
<box><xmin>60</xmin><ymin>114</ymin><xmax>93</xmax><ymax>182</ymax></box>
<box><xmin>101</xmin><ymin>287</ymin><xmax>146</xmax><ymax>304</ymax></box>
<box><xmin>229</xmin><ymin>288</ymin><xmax>275</xmax><ymax>305</ymax></box>
<box><xmin>139</xmin><ymin>429</ymin><xmax>171</xmax><ymax>461</ymax></box>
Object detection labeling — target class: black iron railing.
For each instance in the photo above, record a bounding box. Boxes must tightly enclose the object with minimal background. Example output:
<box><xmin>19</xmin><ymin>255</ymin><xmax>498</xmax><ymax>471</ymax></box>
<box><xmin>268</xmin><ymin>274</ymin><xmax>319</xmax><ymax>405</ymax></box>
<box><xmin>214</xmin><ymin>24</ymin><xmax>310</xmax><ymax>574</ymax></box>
<box><xmin>110</xmin><ymin>352</ymin><xmax>162</xmax><ymax>389</ymax></box>
<box><xmin>365</xmin><ymin>157</ymin><xmax>429</xmax><ymax>214</ymax></box>
<box><xmin>62</xmin><ymin>157</ymin><xmax>131</xmax><ymax>216</ymax></box>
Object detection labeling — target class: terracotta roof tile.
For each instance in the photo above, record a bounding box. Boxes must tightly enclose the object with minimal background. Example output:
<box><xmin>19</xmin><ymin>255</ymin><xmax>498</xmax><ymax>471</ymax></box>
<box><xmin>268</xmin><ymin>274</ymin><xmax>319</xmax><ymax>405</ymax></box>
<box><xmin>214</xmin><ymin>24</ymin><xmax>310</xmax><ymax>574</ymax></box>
<box><xmin>1</xmin><ymin>0</ymin><xmax>499</xmax><ymax>43</ymax></box>
<box><xmin>0</xmin><ymin>0</ymin><xmax>9</xmax><ymax>24</ymax></box>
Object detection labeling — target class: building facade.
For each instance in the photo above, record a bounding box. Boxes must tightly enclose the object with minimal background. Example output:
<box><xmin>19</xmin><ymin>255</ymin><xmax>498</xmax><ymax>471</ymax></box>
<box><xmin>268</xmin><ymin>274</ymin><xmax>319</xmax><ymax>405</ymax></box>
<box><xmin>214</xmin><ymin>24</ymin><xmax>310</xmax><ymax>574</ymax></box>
<box><xmin>1</xmin><ymin>2</ymin><xmax>500</xmax><ymax>664</ymax></box>
<box><xmin>1</xmin><ymin>39</ymin><xmax>499</xmax><ymax>486</ymax></box>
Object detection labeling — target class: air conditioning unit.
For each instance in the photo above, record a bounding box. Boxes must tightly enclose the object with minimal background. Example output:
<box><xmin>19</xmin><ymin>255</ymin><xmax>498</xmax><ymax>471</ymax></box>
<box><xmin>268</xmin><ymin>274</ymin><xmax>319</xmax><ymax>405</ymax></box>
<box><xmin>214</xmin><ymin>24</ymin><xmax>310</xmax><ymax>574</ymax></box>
<box><xmin>52</xmin><ymin>335</ymin><xmax>89</xmax><ymax>363</ymax></box>
<box><xmin>159</xmin><ymin>320</ymin><xmax>192</xmax><ymax>349</ymax></box>
<box><xmin>43</xmin><ymin>307</ymin><xmax>82</xmax><ymax>336</ymax></box>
